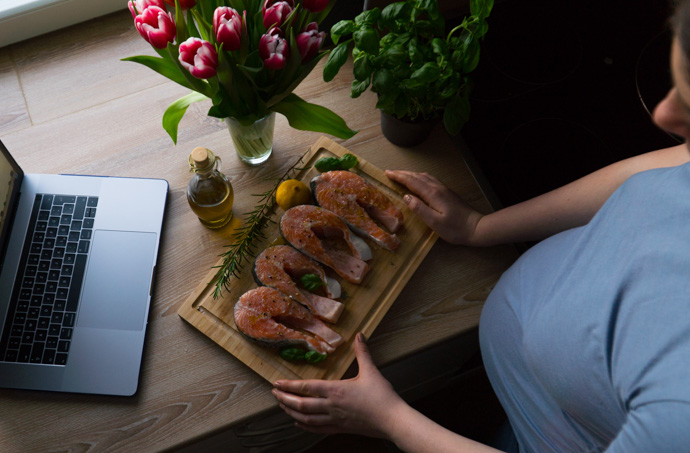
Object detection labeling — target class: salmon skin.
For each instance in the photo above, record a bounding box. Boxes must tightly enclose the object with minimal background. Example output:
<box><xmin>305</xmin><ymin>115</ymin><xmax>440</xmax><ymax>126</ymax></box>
<box><xmin>280</xmin><ymin>205</ymin><xmax>371</xmax><ymax>284</ymax></box>
<box><xmin>253</xmin><ymin>245</ymin><xmax>344</xmax><ymax>323</ymax></box>
<box><xmin>234</xmin><ymin>286</ymin><xmax>344</xmax><ymax>355</ymax></box>
<box><xmin>311</xmin><ymin>170</ymin><xmax>404</xmax><ymax>251</ymax></box>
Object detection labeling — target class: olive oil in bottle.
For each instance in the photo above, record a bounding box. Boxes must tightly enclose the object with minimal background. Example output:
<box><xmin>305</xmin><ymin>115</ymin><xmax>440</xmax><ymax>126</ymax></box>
<box><xmin>187</xmin><ymin>147</ymin><xmax>234</xmax><ymax>228</ymax></box>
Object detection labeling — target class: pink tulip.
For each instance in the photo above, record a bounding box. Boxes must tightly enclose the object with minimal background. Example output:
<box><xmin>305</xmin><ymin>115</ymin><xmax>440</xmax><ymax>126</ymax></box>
<box><xmin>134</xmin><ymin>6</ymin><xmax>176</xmax><ymax>49</ymax></box>
<box><xmin>262</xmin><ymin>0</ymin><xmax>293</xmax><ymax>30</ymax></box>
<box><xmin>301</xmin><ymin>0</ymin><xmax>329</xmax><ymax>13</ymax></box>
<box><xmin>262</xmin><ymin>0</ymin><xmax>294</xmax><ymax>14</ymax></box>
<box><xmin>213</xmin><ymin>7</ymin><xmax>244</xmax><ymax>51</ymax></box>
<box><xmin>296</xmin><ymin>22</ymin><xmax>325</xmax><ymax>63</ymax></box>
<box><xmin>259</xmin><ymin>27</ymin><xmax>289</xmax><ymax>70</ymax></box>
<box><xmin>128</xmin><ymin>0</ymin><xmax>166</xmax><ymax>18</ymax></box>
<box><xmin>163</xmin><ymin>0</ymin><xmax>196</xmax><ymax>8</ymax></box>
<box><xmin>179</xmin><ymin>38</ymin><xmax>218</xmax><ymax>79</ymax></box>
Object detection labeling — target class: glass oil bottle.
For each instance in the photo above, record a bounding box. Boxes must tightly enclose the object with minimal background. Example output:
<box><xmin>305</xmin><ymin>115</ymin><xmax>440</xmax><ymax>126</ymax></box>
<box><xmin>187</xmin><ymin>147</ymin><xmax>234</xmax><ymax>228</ymax></box>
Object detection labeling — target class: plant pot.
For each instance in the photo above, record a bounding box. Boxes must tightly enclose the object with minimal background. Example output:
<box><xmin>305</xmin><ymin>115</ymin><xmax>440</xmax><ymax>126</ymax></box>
<box><xmin>379</xmin><ymin>111</ymin><xmax>438</xmax><ymax>147</ymax></box>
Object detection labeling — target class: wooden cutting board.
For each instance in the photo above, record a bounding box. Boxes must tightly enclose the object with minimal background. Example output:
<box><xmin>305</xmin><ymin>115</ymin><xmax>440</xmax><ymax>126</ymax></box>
<box><xmin>178</xmin><ymin>136</ymin><xmax>438</xmax><ymax>383</ymax></box>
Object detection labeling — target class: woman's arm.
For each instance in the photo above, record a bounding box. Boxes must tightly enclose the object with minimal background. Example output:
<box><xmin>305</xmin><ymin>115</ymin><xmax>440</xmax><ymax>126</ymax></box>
<box><xmin>386</xmin><ymin>144</ymin><xmax>690</xmax><ymax>246</ymax></box>
<box><xmin>273</xmin><ymin>334</ymin><xmax>501</xmax><ymax>453</ymax></box>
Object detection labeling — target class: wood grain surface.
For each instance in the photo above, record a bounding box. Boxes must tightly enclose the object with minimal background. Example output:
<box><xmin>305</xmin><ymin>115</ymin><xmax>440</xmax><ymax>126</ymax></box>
<box><xmin>0</xmin><ymin>9</ymin><xmax>519</xmax><ymax>452</ymax></box>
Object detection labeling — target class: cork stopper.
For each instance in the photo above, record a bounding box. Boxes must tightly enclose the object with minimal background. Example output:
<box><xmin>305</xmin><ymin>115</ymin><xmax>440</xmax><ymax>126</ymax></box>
<box><xmin>190</xmin><ymin>147</ymin><xmax>210</xmax><ymax>166</ymax></box>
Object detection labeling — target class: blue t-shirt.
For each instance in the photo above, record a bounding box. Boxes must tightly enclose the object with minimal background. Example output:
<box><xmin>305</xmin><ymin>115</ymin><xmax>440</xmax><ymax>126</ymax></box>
<box><xmin>480</xmin><ymin>163</ymin><xmax>690</xmax><ymax>452</ymax></box>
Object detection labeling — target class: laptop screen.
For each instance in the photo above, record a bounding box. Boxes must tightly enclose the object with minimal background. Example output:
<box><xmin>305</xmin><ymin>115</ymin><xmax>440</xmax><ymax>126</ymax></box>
<box><xmin>0</xmin><ymin>141</ymin><xmax>24</xmax><ymax>272</ymax></box>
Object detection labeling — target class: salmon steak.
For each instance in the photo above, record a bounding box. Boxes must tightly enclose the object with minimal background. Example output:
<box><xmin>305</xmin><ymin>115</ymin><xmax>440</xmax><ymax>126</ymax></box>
<box><xmin>233</xmin><ymin>286</ymin><xmax>344</xmax><ymax>355</ymax></box>
<box><xmin>280</xmin><ymin>205</ymin><xmax>371</xmax><ymax>284</ymax></box>
<box><xmin>311</xmin><ymin>170</ymin><xmax>404</xmax><ymax>251</ymax></box>
<box><xmin>253</xmin><ymin>245</ymin><xmax>344</xmax><ymax>323</ymax></box>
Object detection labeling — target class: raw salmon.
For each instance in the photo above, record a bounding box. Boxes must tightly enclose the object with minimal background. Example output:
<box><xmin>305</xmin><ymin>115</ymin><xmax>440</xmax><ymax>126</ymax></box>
<box><xmin>233</xmin><ymin>286</ymin><xmax>343</xmax><ymax>354</ymax></box>
<box><xmin>253</xmin><ymin>245</ymin><xmax>344</xmax><ymax>323</ymax></box>
<box><xmin>311</xmin><ymin>170</ymin><xmax>404</xmax><ymax>251</ymax></box>
<box><xmin>280</xmin><ymin>205</ymin><xmax>371</xmax><ymax>284</ymax></box>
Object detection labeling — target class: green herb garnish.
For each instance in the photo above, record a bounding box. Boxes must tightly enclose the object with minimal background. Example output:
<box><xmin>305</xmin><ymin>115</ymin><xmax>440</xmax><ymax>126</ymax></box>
<box><xmin>314</xmin><ymin>153</ymin><xmax>358</xmax><ymax>172</ymax></box>
<box><xmin>300</xmin><ymin>274</ymin><xmax>325</xmax><ymax>292</ymax></box>
<box><xmin>280</xmin><ymin>347</ymin><xmax>327</xmax><ymax>363</ymax></box>
<box><xmin>211</xmin><ymin>151</ymin><xmax>308</xmax><ymax>299</ymax></box>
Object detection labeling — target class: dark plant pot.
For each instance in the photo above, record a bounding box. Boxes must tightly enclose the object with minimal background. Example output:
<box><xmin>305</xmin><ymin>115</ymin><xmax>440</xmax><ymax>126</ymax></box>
<box><xmin>380</xmin><ymin>111</ymin><xmax>438</xmax><ymax>147</ymax></box>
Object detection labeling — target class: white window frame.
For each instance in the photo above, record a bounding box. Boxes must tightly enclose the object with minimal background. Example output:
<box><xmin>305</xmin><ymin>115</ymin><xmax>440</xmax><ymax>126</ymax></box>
<box><xmin>0</xmin><ymin>0</ymin><xmax>125</xmax><ymax>48</ymax></box>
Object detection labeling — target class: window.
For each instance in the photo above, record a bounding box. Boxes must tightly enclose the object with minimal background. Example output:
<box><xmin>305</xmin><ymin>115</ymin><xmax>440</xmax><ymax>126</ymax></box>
<box><xmin>0</xmin><ymin>0</ymin><xmax>124</xmax><ymax>48</ymax></box>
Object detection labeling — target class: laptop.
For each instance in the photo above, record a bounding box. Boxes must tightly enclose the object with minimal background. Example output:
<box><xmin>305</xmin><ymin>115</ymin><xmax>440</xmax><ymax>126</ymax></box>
<box><xmin>0</xmin><ymin>139</ymin><xmax>168</xmax><ymax>396</ymax></box>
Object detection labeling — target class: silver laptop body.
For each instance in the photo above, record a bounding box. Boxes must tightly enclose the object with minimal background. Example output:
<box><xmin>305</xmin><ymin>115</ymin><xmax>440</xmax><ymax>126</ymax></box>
<box><xmin>0</xmin><ymin>140</ymin><xmax>167</xmax><ymax>396</ymax></box>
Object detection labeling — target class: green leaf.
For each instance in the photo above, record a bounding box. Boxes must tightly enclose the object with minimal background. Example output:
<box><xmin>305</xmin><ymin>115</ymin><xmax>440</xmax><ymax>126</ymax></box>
<box><xmin>121</xmin><ymin>55</ymin><xmax>193</xmax><ymax>90</ymax></box>
<box><xmin>471</xmin><ymin>0</ymin><xmax>494</xmax><ymax>19</ymax></box>
<box><xmin>431</xmin><ymin>37</ymin><xmax>448</xmax><ymax>57</ymax></box>
<box><xmin>354</xmin><ymin>26</ymin><xmax>379</xmax><ymax>56</ymax></box>
<box><xmin>410</xmin><ymin>62</ymin><xmax>441</xmax><ymax>84</ymax></box>
<box><xmin>174</xmin><ymin>0</ymin><xmax>189</xmax><ymax>43</ymax></box>
<box><xmin>380</xmin><ymin>2</ymin><xmax>410</xmax><ymax>30</ymax></box>
<box><xmin>408</xmin><ymin>37</ymin><xmax>423</xmax><ymax>65</ymax></box>
<box><xmin>272</xmin><ymin>93</ymin><xmax>357</xmax><ymax>139</ymax></box>
<box><xmin>339</xmin><ymin>153</ymin><xmax>358</xmax><ymax>169</ymax></box>
<box><xmin>331</xmin><ymin>20</ymin><xmax>356</xmax><ymax>44</ymax></box>
<box><xmin>304</xmin><ymin>350</ymin><xmax>327</xmax><ymax>363</ymax></box>
<box><xmin>323</xmin><ymin>42</ymin><xmax>350</xmax><ymax>82</ymax></box>
<box><xmin>353</xmin><ymin>55</ymin><xmax>373</xmax><ymax>81</ymax></box>
<box><xmin>463</xmin><ymin>38</ymin><xmax>481</xmax><ymax>73</ymax></box>
<box><xmin>380</xmin><ymin>44</ymin><xmax>407</xmax><ymax>67</ymax></box>
<box><xmin>354</xmin><ymin>8</ymin><xmax>380</xmax><ymax>26</ymax></box>
<box><xmin>300</xmin><ymin>274</ymin><xmax>324</xmax><ymax>291</ymax></box>
<box><xmin>314</xmin><ymin>157</ymin><xmax>342</xmax><ymax>172</ymax></box>
<box><xmin>280</xmin><ymin>347</ymin><xmax>306</xmax><ymax>362</ymax></box>
<box><xmin>351</xmin><ymin>78</ymin><xmax>370</xmax><ymax>98</ymax></box>
<box><xmin>162</xmin><ymin>92</ymin><xmax>209</xmax><ymax>144</ymax></box>
<box><xmin>372</xmin><ymin>68</ymin><xmax>394</xmax><ymax>92</ymax></box>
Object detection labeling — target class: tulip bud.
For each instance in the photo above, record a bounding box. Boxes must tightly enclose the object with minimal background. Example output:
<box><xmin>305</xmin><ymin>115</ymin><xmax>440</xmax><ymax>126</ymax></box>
<box><xmin>262</xmin><ymin>0</ymin><xmax>293</xmax><ymax>30</ymax></box>
<box><xmin>296</xmin><ymin>22</ymin><xmax>325</xmax><ymax>63</ymax></box>
<box><xmin>213</xmin><ymin>7</ymin><xmax>244</xmax><ymax>51</ymax></box>
<box><xmin>163</xmin><ymin>0</ymin><xmax>196</xmax><ymax>9</ymax></box>
<box><xmin>302</xmin><ymin>0</ymin><xmax>329</xmax><ymax>14</ymax></box>
<box><xmin>134</xmin><ymin>6</ymin><xmax>176</xmax><ymax>49</ymax></box>
<box><xmin>259</xmin><ymin>27</ymin><xmax>289</xmax><ymax>70</ymax></box>
<box><xmin>262</xmin><ymin>0</ymin><xmax>294</xmax><ymax>15</ymax></box>
<box><xmin>128</xmin><ymin>0</ymin><xmax>166</xmax><ymax>19</ymax></box>
<box><xmin>179</xmin><ymin>38</ymin><xmax>218</xmax><ymax>79</ymax></box>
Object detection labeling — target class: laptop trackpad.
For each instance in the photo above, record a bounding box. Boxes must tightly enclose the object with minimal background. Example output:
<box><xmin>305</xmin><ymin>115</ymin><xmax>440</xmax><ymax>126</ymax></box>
<box><xmin>77</xmin><ymin>230</ymin><xmax>157</xmax><ymax>331</ymax></box>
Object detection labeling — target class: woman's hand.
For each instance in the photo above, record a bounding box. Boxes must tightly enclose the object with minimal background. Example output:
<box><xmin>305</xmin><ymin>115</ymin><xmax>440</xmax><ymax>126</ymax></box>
<box><xmin>272</xmin><ymin>333</ymin><xmax>406</xmax><ymax>438</ymax></box>
<box><xmin>385</xmin><ymin>170</ymin><xmax>485</xmax><ymax>245</ymax></box>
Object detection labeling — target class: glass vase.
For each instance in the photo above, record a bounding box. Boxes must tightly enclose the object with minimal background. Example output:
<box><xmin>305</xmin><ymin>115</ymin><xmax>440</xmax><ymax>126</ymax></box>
<box><xmin>225</xmin><ymin>113</ymin><xmax>275</xmax><ymax>166</ymax></box>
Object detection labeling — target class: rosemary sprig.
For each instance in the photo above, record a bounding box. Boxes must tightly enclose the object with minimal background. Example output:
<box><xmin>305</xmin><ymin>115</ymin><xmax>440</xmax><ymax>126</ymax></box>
<box><xmin>211</xmin><ymin>151</ymin><xmax>309</xmax><ymax>299</ymax></box>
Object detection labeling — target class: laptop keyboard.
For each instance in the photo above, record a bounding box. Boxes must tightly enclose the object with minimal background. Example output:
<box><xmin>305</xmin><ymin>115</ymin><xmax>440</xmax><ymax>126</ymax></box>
<box><xmin>0</xmin><ymin>194</ymin><xmax>97</xmax><ymax>366</ymax></box>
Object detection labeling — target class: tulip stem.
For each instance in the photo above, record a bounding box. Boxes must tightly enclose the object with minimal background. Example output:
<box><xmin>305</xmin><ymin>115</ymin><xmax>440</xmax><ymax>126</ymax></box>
<box><xmin>226</xmin><ymin>113</ymin><xmax>276</xmax><ymax>162</ymax></box>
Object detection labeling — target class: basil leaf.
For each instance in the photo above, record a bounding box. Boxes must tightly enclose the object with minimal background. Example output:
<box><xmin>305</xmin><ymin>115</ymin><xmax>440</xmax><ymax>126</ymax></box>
<box><xmin>315</xmin><ymin>157</ymin><xmax>342</xmax><ymax>172</ymax></box>
<box><xmin>305</xmin><ymin>351</ymin><xmax>327</xmax><ymax>364</ymax></box>
<box><xmin>314</xmin><ymin>153</ymin><xmax>359</xmax><ymax>172</ymax></box>
<box><xmin>300</xmin><ymin>274</ymin><xmax>325</xmax><ymax>291</ymax></box>
<box><xmin>339</xmin><ymin>153</ymin><xmax>358</xmax><ymax>170</ymax></box>
<box><xmin>323</xmin><ymin>42</ymin><xmax>350</xmax><ymax>82</ymax></box>
<box><xmin>280</xmin><ymin>347</ymin><xmax>306</xmax><ymax>362</ymax></box>
<box><xmin>355</xmin><ymin>8</ymin><xmax>380</xmax><ymax>26</ymax></box>
<box><xmin>353</xmin><ymin>55</ymin><xmax>373</xmax><ymax>81</ymax></box>
<box><xmin>331</xmin><ymin>20</ymin><xmax>356</xmax><ymax>44</ymax></box>
<box><xmin>354</xmin><ymin>25</ymin><xmax>380</xmax><ymax>56</ymax></box>
<box><xmin>351</xmin><ymin>78</ymin><xmax>370</xmax><ymax>98</ymax></box>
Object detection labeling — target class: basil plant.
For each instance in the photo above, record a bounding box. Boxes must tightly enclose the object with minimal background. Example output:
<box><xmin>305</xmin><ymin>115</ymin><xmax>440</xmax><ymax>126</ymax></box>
<box><xmin>323</xmin><ymin>0</ymin><xmax>493</xmax><ymax>136</ymax></box>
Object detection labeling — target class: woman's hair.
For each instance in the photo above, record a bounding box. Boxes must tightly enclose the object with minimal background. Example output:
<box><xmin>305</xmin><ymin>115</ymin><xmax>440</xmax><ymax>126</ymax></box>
<box><xmin>674</xmin><ymin>0</ymin><xmax>690</xmax><ymax>65</ymax></box>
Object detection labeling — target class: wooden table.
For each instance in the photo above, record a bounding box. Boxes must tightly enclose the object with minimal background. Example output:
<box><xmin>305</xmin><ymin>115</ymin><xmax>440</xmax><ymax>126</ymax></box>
<box><xmin>0</xmin><ymin>9</ymin><xmax>518</xmax><ymax>452</ymax></box>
